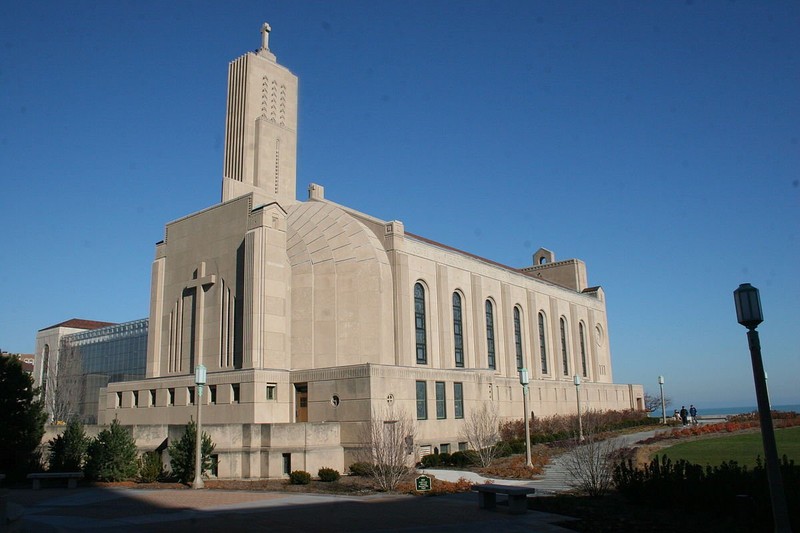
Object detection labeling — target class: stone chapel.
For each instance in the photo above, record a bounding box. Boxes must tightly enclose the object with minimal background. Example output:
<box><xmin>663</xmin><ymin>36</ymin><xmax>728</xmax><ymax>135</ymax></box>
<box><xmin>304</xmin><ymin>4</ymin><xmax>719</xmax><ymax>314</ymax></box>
<box><xmin>99</xmin><ymin>24</ymin><xmax>644</xmax><ymax>478</ymax></box>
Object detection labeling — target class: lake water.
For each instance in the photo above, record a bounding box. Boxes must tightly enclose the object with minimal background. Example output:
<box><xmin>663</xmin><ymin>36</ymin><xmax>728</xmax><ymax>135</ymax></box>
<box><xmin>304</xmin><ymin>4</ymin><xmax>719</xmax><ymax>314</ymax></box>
<box><xmin>651</xmin><ymin>403</ymin><xmax>800</xmax><ymax>419</ymax></box>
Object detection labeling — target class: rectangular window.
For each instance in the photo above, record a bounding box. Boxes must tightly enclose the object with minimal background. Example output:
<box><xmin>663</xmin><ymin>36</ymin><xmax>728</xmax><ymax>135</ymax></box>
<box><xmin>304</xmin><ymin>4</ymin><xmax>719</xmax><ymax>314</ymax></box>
<box><xmin>115</xmin><ymin>391</ymin><xmax>121</xmax><ymax>409</ymax></box>
<box><xmin>188</xmin><ymin>387</ymin><xmax>195</xmax><ymax>405</ymax></box>
<box><xmin>149</xmin><ymin>389</ymin><xmax>156</xmax><ymax>407</ymax></box>
<box><xmin>282</xmin><ymin>453</ymin><xmax>291</xmax><ymax>475</ymax></box>
<box><xmin>435</xmin><ymin>381</ymin><xmax>446</xmax><ymax>419</ymax></box>
<box><xmin>266</xmin><ymin>384</ymin><xmax>277</xmax><ymax>400</ymax></box>
<box><xmin>454</xmin><ymin>382</ymin><xmax>464</xmax><ymax>419</ymax></box>
<box><xmin>231</xmin><ymin>383</ymin><xmax>240</xmax><ymax>403</ymax></box>
<box><xmin>132</xmin><ymin>390</ymin><xmax>139</xmax><ymax>408</ymax></box>
<box><xmin>416</xmin><ymin>381</ymin><xmax>427</xmax><ymax>420</ymax></box>
<box><xmin>440</xmin><ymin>443</ymin><xmax>450</xmax><ymax>454</ymax></box>
<box><xmin>167</xmin><ymin>388</ymin><xmax>174</xmax><ymax>406</ymax></box>
<box><xmin>209</xmin><ymin>385</ymin><xmax>217</xmax><ymax>404</ymax></box>
<box><xmin>458</xmin><ymin>441</ymin><xmax>468</xmax><ymax>451</ymax></box>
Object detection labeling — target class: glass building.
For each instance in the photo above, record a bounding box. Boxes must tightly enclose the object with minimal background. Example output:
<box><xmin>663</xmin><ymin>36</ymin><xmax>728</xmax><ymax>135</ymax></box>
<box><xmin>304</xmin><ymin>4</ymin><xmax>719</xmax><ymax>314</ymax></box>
<box><xmin>56</xmin><ymin>319</ymin><xmax>148</xmax><ymax>423</ymax></box>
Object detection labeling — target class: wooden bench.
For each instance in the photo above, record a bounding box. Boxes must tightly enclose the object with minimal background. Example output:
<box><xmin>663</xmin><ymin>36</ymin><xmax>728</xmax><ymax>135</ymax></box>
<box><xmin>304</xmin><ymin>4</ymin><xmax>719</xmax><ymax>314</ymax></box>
<box><xmin>27</xmin><ymin>472</ymin><xmax>84</xmax><ymax>490</ymax></box>
<box><xmin>472</xmin><ymin>484</ymin><xmax>536</xmax><ymax>515</ymax></box>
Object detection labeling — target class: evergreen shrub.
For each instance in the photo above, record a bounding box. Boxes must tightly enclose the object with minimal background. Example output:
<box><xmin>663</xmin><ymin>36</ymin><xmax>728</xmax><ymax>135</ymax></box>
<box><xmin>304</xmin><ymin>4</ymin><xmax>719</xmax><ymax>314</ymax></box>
<box><xmin>289</xmin><ymin>470</ymin><xmax>311</xmax><ymax>484</ymax></box>
<box><xmin>85</xmin><ymin>419</ymin><xmax>139</xmax><ymax>481</ymax></box>
<box><xmin>318</xmin><ymin>467</ymin><xmax>340</xmax><ymax>482</ymax></box>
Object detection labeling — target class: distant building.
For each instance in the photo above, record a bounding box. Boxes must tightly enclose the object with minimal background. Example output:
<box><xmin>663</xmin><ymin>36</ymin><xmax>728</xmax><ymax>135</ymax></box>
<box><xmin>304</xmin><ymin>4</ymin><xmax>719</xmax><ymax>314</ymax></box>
<box><xmin>34</xmin><ymin>318</ymin><xmax>147</xmax><ymax>423</ymax></box>
<box><xmin>0</xmin><ymin>351</ymin><xmax>35</xmax><ymax>374</ymax></box>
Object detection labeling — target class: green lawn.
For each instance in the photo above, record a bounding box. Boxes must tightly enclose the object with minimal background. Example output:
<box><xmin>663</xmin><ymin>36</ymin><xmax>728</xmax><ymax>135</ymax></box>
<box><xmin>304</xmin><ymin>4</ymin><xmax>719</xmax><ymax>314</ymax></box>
<box><xmin>654</xmin><ymin>426</ymin><xmax>800</xmax><ymax>468</ymax></box>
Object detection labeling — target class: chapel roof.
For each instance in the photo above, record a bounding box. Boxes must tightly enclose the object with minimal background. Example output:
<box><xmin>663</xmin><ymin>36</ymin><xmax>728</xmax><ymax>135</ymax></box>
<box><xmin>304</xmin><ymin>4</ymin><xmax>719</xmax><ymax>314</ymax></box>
<box><xmin>39</xmin><ymin>318</ymin><xmax>117</xmax><ymax>332</ymax></box>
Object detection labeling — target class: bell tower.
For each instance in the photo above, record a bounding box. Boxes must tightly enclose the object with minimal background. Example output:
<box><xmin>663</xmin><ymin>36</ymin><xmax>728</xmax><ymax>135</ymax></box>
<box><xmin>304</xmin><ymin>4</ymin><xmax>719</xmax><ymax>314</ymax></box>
<box><xmin>222</xmin><ymin>23</ymin><xmax>298</xmax><ymax>206</ymax></box>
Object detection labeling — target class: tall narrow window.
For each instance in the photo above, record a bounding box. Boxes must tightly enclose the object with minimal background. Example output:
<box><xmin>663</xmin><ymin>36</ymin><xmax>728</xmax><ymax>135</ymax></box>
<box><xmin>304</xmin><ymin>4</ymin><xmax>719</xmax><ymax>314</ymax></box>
<box><xmin>538</xmin><ymin>312</ymin><xmax>548</xmax><ymax>374</ymax></box>
<box><xmin>513</xmin><ymin>307</ymin><xmax>523</xmax><ymax>369</ymax></box>
<box><xmin>485</xmin><ymin>300</ymin><xmax>496</xmax><ymax>369</ymax></box>
<box><xmin>435</xmin><ymin>381</ymin><xmax>446</xmax><ymax>419</ymax></box>
<box><xmin>414</xmin><ymin>283</ymin><xmax>427</xmax><ymax>364</ymax></box>
<box><xmin>560</xmin><ymin>317</ymin><xmax>569</xmax><ymax>376</ymax></box>
<box><xmin>579</xmin><ymin>323</ymin><xmax>588</xmax><ymax>377</ymax></box>
<box><xmin>454</xmin><ymin>382</ymin><xmax>464</xmax><ymax>419</ymax></box>
<box><xmin>453</xmin><ymin>292</ymin><xmax>464</xmax><ymax>368</ymax></box>
<box><xmin>416</xmin><ymin>381</ymin><xmax>428</xmax><ymax>420</ymax></box>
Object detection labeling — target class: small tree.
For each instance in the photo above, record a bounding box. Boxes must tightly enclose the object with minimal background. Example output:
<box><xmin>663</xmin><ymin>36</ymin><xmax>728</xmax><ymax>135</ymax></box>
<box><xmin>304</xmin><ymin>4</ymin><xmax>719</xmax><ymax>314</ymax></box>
<box><xmin>562</xmin><ymin>420</ymin><xmax>625</xmax><ymax>496</ymax></box>
<box><xmin>85</xmin><ymin>419</ymin><xmax>139</xmax><ymax>481</ymax></box>
<box><xmin>0</xmin><ymin>355</ymin><xmax>47</xmax><ymax>479</ymax></box>
<box><xmin>459</xmin><ymin>402</ymin><xmax>501</xmax><ymax>468</ymax></box>
<box><xmin>168</xmin><ymin>420</ymin><xmax>215</xmax><ymax>483</ymax></box>
<box><xmin>644</xmin><ymin>392</ymin><xmax>671</xmax><ymax>414</ymax></box>
<box><xmin>356</xmin><ymin>406</ymin><xmax>416</xmax><ymax>492</ymax></box>
<box><xmin>48</xmin><ymin>418</ymin><xmax>88</xmax><ymax>472</ymax></box>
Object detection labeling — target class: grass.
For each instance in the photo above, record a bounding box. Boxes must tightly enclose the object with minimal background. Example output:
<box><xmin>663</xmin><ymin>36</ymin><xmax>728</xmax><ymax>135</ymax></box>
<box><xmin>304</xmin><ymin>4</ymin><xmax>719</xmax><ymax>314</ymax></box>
<box><xmin>653</xmin><ymin>426</ymin><xmax>800</xmax><ymax>467</ymax></box>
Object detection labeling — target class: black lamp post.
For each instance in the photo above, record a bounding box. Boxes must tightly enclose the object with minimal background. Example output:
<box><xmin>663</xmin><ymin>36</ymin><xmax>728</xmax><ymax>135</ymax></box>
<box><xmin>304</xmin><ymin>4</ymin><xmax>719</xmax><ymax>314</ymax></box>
<box><xmin>733</xmin><ymin>283</ymin><xmax>791</xmax><ymax>532</ymax></box>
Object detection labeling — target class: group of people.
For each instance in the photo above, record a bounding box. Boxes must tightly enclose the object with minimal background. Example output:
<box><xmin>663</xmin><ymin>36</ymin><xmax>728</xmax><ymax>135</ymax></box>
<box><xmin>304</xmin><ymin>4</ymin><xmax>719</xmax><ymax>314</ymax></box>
<box><xmin>674</xmin><ymin>404</ymin><xmax>698</xmax><ymax>425</ymax></box>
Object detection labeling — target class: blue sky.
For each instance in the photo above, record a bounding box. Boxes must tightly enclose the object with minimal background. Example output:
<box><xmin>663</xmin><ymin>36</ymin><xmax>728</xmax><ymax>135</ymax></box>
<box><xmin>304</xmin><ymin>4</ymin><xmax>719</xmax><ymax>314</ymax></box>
<box><xmin>1</xmin><ymin>1</ymin><xmax>797</xmax><ymax>409</ymax></box>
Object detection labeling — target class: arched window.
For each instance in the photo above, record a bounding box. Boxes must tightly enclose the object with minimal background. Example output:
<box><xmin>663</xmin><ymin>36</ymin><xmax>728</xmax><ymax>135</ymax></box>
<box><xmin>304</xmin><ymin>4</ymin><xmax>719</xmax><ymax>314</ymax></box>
<box><xmin>485</xmin><ymin>300</ymin><xmax>496</xmax><ymax>370</ymax></box>
<box><xmin>414</xmin><ymin>283</ymin><xmax>427</xmax><ymax>364</ymax></box>
<box><xmin>538</xmin><ymin>313</ymin><xmax>548</xmax><ymax>374</ymax></box>
<box><xmin>513</xmin><ymin>307</ymin><xmax>523</xmax><ymax>369</ymax></box>
<box><xmin>41</xmin><ymin>344</ymin><xmax>50</xmax><ymax>399</ymax></box>
<box><xmin>579</xmin><ymin>322</ymin><xmax>588</xmax><ymax>377</ymax></box>
<box><xmin>560</xmin><ymin>317</ymin><xmax>569</xmax><ymax>376</ymax></box>
<box><xmin>453</xmin><ymin>292</ymin><xmax>464</xmax><ymax>368</ymax></box>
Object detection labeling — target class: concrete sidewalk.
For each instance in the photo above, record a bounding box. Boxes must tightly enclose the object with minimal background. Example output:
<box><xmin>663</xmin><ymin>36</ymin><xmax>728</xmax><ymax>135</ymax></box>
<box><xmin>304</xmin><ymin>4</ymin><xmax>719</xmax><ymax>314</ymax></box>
<box><xmin>5</xmin><ymin>428</ymin><xmax>666</xmax><ymax>532</ymax></box>
<box><xmin>6</xmin><ymin>486</ymin><xmax>578</xmax><ymax>532</ymax></box>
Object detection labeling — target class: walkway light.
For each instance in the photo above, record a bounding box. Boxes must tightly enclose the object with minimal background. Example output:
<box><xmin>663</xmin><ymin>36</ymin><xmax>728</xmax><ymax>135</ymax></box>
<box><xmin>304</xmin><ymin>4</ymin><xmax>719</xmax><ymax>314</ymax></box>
<box><xmin>573</xmin><ymin>375</ymin><xmax>583</xmax><ymax>441</ymax></box>
<box><xmin>733</xmin><ymin>283</ymin><xmax>789</xmax><ymax>532</ymax></box>
<box><xmin>518</xmin><ymin>368</ymin><xmax>532</xmax><ymax>467</ymax></box>
<box><xmin>193</xmin><ymin>364</ymin><xmax>207</xmax><ymax>489</ymax></box>
<box><xmin>658</xmin><ymin>375</ymin><xmax>666</xmax><ymax>424</ymax></box>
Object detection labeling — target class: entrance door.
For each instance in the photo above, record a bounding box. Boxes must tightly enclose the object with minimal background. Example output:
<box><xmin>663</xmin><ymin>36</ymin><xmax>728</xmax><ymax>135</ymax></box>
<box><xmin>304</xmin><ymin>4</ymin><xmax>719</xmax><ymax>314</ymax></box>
<box><xmin>295</xmin><ymin>384</ymin><xmax>308</xmax><ymax>422</ymax></box>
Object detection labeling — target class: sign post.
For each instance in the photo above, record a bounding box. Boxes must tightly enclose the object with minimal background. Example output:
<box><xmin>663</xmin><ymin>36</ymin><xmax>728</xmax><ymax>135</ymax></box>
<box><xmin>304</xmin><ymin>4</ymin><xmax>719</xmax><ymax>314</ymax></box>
<box><xmin>415</xmin><ymin>474</ymin><xmax>431</xmax><ymax>492</ymax></box>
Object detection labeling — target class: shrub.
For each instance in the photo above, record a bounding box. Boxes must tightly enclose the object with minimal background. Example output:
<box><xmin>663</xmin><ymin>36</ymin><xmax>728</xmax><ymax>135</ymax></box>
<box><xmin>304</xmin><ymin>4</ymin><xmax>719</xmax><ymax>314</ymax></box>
<box><xmin>348</xmin><ymin>462</ymin><xmax>372</xmax><ymax>476</ymax></box>
<box><xmin>167</xmin><ymin>420</ymin><xmax>216</xmax><ymax>483</ymax></box>
<box><xmin>48</xmin><ymin>419</ymin><xmax>88</xmax><ymax>472</ymax></box>
<box><xmin>438</xmin><ymin>452</ymin><xmax>452</xmax><ymax>466</ymax></box>
<box><xmin>420</xmin><ymin>453</ymin><xmax>441</xmax><ymax>468</ymax></box>
<box><xmin>85</xmin><ymin>419</ymin><xmax>139</xmax><ymax>481</ymax></box>
<box><xmin>289</xmin><ymin>470</ymin><xmax>311</xmax><ymax>485</ymax></box>
<box><xmin>318</xmin><ymin>467</ymin><xmax>340</xmax><ymax>482</ymax></box>
<box><xmin>139</xmin><ymin>451</ymin><xmax>165</xmax><ymax>483</ymax></box>
<box><xmin>449</xmin><ymin>451</ymin><xmax>475</xmax><ymax>468</ymax></box>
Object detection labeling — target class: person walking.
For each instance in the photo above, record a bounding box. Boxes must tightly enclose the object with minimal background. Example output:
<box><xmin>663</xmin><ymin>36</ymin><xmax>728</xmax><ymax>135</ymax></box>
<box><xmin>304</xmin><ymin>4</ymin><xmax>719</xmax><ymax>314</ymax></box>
<box><xmin>680</xmin><ymin>405</ymin><xmax>688</xmax><ymax>426</ymax></box>
<box><xmin>689</xmin><ymin>405</ymin><xmax>698</xmax><ymax>425</ymax></box>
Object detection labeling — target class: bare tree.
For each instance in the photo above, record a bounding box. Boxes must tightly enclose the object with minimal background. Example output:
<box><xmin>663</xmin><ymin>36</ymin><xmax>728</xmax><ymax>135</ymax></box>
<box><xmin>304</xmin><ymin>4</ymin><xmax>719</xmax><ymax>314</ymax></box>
<box><xmin>644</xmin><ymin>392</ymin><xmax>671</xmax><ymax>414</ymax></box>
<box><xmin>356</xmin><ymin>406</ymin><xmax>417</xmax><ymax>492</ymax></box>
<box><xmin>459</xmin><ymin>402</ymin><xmax>501</xmax><ymax>468</ymax></box>
<box><xmin>48</xmin><ymin>343</ymin><xmax>84</xmax><ymax>423</ymax></box>
<box><xmin>562</xmin><ymin>420</ymin><xmax>625</xmax><ymax>496</ymax></box>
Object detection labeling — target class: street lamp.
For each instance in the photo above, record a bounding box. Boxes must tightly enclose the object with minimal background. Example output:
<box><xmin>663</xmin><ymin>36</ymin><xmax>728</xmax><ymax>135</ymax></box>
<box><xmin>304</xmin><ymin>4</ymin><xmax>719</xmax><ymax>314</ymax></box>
<box><xmin>192</xmin><ymin>364</ymin><xmax>207</xmax><ymax>490</ymax></box>
<box><xmin>518</xmin><ymin>368</ymin><xmax>532</xmax><ymax>467</ymax></box>
<box><xmin>658</xmin><ymin>375</ymin><xmax>666</xmax><ymax>425</ymax></box>
<box><xmin>733</xmin><ymin>283</ymin><xmax>790</xmax><ymax>532</ymax></box>
<box><xmin>573</xmin><ymin>375</ymin><xmax>583</xmax><ymax>441</ymax></box>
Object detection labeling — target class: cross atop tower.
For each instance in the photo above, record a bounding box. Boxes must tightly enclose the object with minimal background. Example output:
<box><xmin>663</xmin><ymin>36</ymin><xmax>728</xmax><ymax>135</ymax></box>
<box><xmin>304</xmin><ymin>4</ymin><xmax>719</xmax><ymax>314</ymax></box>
<box><xmin>261</xmin><ymin>22</ymin><xmax>271</xmax><ymax>50</ymax></box>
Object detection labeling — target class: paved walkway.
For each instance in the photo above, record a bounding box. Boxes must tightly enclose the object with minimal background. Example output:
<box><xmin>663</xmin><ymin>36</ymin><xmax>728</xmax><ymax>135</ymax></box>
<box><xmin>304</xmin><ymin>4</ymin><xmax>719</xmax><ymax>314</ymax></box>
<box><xmin>426</xmin><ymin>427</ymin><xmax>664</xmax><ymax>493</ymax></box>
<box><xmin>3</xmin><ymin>427</ymin><xmax>667</xmax><ymax>532</ymax></box>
